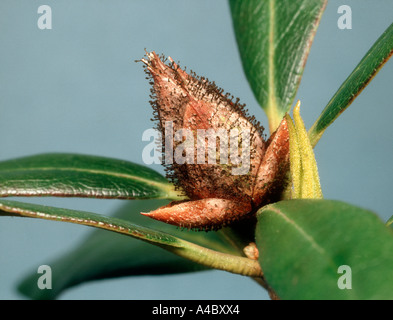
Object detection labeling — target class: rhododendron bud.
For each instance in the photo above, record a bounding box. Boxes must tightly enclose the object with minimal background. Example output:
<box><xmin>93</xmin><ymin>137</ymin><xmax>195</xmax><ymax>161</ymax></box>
<box><xmin>140</xmin><ymin>51</ymin><xmax>289</xmax><ymax>230</ymax></box>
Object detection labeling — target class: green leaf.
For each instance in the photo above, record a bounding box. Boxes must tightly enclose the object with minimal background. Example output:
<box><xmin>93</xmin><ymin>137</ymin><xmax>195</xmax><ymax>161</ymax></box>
<box><xmin>0</xmin><ymin>199</ymin><xmax>262</xmax><ymax>291</ymax></box>
<box><xmin>0</xmin><ymin>153</ymin><xmax>185</xmax><ymax>201</ymax></box>
<box><xmin>309</xmin><ymin>23</ymin><xmax>393</xmax><ymax>147</ymax></box>
<box><xmin>256</xmin><ymin>199</ymin><xmax>393</xmax><ymax>300</ymax></box>
<box><xmin>18</xmin><ymin>200</ymin><xmax>238</xmax><ymax>300</ymax></box>
<box><xmin>386</xmin><ymin>215</ymin><xmax>393</xmax><ymax>229</ymax></box>
<box><xmin>229</xmin><ymin>0</ymin><xmax>327</xmax><ymax>132</ymax></box>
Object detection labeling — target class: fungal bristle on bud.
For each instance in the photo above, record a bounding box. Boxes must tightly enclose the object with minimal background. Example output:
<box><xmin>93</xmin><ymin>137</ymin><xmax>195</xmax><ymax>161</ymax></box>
<box><xmin>252</xmin><ymin>118</ymin><xmax>290</xmax><ymax>206</ymax></box>
<box><xmin>142</xmin><ymin>198</ymin><xmax>252</xmax><ymax>231</ymax></box>
<box><xmin>140</xmin><ymin>51</ymin><xmax>290</xmax><ymax>230</ymax></box>
<box><xmin>142</xmin><ymin>51</ymin><xmax>266</xmax><ymax>203</ymax></box>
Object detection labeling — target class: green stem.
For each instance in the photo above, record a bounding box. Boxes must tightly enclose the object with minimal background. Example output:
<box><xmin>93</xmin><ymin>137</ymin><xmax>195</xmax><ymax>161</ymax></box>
<box><xmin>0</xmin><ymin>200</ymin><xmax>261</xmax><ymax>278</ymax></box>
<box><xmin>169</xmin><ymin>241</ymin><xmax>263</xmax><ymax>278</ymax></box>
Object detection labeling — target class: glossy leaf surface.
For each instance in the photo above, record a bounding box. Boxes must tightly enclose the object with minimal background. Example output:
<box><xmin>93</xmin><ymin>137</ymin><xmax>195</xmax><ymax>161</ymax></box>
<box><xmin>229</xmin><ymin>0</ymin><xmax>327</xmax><ymax>132</ymax></box>
<box><xmin>256</xmin><ymin>199</ymin><xmax>393</xmax><ymax>300</ymax></box>
<box><xmin>0</xmin><ymin>153</ymin><xmax>184</xmax><ymax>200</ymax></box>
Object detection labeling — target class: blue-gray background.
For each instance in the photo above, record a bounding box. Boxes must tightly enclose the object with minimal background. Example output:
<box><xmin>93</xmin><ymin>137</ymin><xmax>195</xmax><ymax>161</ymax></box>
<box><xmin>0</xmin><ymin>0</ymin><xmax>392</xmax><ymax>300</ymax></box>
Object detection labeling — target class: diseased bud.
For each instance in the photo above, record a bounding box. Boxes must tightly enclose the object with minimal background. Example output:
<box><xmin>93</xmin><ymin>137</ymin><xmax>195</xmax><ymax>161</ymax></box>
<box><xmin>252</xmin><ymin>118</ymin><xmax>290</xmax><ymax>206</ymax></box>
<box><xmin>142</xmin><ymin>198</ymin><xmax>252</xmax><ymax>231</ymax></box>
<box><xmin>140</xmin><ymin>51</ymin><xmax>289</xmax><ymax>230</ymax></box>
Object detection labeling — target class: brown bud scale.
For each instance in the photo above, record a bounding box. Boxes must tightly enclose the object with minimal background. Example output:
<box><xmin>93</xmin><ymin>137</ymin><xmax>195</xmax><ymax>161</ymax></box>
<box><xmin>140</xmin><ymin>51</ymin><xmax>289</xmax><ymax>230</ymax></box>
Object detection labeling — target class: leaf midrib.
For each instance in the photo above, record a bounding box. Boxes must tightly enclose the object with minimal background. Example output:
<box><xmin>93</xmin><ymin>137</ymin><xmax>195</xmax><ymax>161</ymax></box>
<box><xmin>0</xmin><ymin>166</ymin><xmax>172</xmax><ymax>192</ymax></box>
<box><xmin>0</xmin><ymin>200</ymin><xmax>182</xmax><ymax>247</ymax></box>
<box><xmin>266</xmin><ymin>205</ymin><xmax>357</xmax><ymax>299</ymax></box>
<box><xmin>0</xmin><ymin>200</ymin><xmax>262</xmax><ymax>277</ymax></box>
<box><xmin>268</xmin><ymin>0</ymin><xmax>278</xmax><ymax>129</ymax></box>
<box><xmin>267</xmin><ymin>205</ymin><xmax>327</xmax><ymax>257</ymax></box>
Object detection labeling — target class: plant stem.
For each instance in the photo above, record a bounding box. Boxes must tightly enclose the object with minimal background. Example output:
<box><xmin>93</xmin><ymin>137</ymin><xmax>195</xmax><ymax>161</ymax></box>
<box><xmin>167</xmin><ymin>239</ymin><xmax>263</xmax><ymax>278</ymax></box>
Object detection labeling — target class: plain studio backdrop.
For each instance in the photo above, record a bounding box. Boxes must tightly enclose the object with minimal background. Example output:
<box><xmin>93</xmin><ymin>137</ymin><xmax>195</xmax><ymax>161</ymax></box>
<box><xmin>0</xmin><ymin>1</ymin><xmax>392</xmax><ymax>300</ymax></box>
